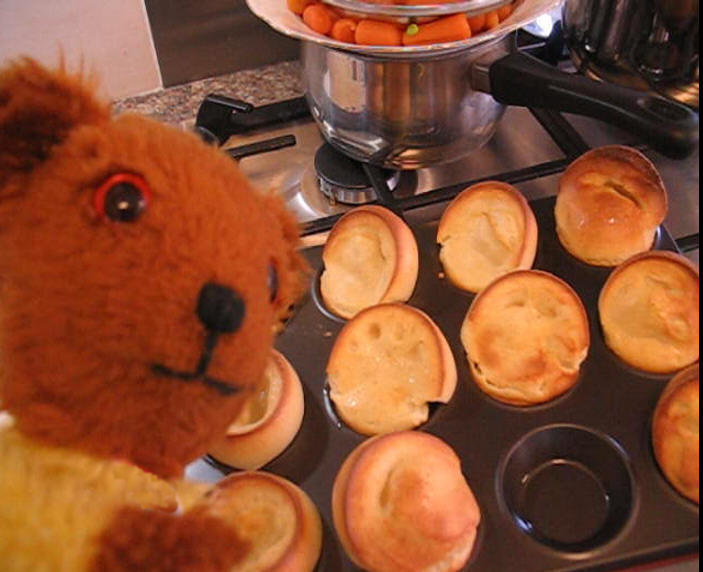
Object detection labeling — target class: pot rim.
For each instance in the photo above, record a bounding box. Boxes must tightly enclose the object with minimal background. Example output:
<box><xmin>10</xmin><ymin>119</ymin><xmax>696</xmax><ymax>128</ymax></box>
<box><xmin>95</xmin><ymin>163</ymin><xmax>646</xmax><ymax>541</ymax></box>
<box><xmin>301</xmin><ymin>33</ymin><xmax>509</xmax><ymax>61</ymax></box>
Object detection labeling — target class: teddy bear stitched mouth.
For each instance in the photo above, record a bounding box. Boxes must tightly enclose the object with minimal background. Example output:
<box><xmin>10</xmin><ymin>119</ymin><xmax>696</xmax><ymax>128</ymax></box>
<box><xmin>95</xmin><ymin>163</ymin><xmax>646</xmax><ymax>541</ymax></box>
<box><xmin>152</xmin><ymin>331</ymin><xmax>240</xmax><ymax>396</ymax></box>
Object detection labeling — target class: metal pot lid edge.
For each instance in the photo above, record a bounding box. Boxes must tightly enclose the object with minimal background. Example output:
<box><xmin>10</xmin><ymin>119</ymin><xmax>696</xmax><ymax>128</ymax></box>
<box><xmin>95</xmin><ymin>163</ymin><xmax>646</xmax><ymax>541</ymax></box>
<box><xmin>245</xmin><ymin>0</ymin><xmax>563</xmax><ymax>56</ymax></box>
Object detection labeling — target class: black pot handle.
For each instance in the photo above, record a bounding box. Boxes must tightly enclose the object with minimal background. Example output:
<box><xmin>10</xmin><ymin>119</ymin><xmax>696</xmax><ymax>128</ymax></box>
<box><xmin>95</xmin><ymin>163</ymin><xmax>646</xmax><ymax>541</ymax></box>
<box><xmin>489</xmin><ymin>51</ymin><xmax>699</xmax><ymax>159</ymax></box>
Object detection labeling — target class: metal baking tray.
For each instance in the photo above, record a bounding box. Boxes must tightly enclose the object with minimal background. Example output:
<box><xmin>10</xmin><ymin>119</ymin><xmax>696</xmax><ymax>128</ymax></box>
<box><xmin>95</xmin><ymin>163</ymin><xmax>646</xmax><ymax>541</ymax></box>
<box><xmin>205</xmin><ymin>195</ymin><xmax>699</xmax><ymax>571</ymax></box>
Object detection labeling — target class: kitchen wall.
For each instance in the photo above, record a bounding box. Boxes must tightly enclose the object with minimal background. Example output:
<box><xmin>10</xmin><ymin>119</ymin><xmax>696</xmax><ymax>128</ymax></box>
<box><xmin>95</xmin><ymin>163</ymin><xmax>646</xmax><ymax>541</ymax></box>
<box><xmin>144</xmin><ymin>0</ymin><xmax>300</xmax><ymax>88</ymax></box>
<box><xmin>0</xmin><ymin>0</ymin><xmax>162</xmax><ymax>100</ymax></box>
<box><xmin>0</xmin><ymin>0</ymin><xmax>299</xmax><ymax>101</ymax></box>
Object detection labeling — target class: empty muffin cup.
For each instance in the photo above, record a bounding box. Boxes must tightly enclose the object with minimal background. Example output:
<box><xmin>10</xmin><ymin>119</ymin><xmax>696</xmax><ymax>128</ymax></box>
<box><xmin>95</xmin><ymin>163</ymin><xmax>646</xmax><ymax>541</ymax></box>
<box><xmin>499</xmin><ymin>424</ymin><xmax>635</xmax><ymax>554</ymax></box>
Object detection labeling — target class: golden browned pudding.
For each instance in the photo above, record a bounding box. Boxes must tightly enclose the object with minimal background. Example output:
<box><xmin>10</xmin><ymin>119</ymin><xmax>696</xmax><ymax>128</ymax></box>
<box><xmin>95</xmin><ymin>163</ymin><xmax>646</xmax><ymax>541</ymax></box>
<box><xmin>437</xmin><ymin>180</ymin><xmax>538</xmax><ymax>292</ymax></box>
<box><xmin>652</xmin><ymin>365</ymin><xmax>699</xmax><ymax>504</ymax></box>
<box><xmin>320</xmin><ymin>205</ymin><xmax>419</xmax><ymax>319</ymax></box>
<box><xmin>206</xmin><ymin>471</ymin><xmax>322</xmax><ymax>571</ymax></box>
<box><xmin>208</xmin><ymin>350</ymin><xmax>304</xmax><ymax>469</ymax></box>
<box><xmin>332</xmin><ymin>431</ymin><xmax>481</xmax><ymax>572</ymax></box>
<box><xmin>461</xmin><ymin>270</ymin><xmax>590</xmax><ymax>406</ymax></box>
<box><xmin>327</xmin><ymin>303</ymin><xmax>456</xmax><ymax>435</ymax></box>
<box><xmin>598</xmin><ymin>251</ymin><xmax>699</xmax><ymax>373</ymax></box>
<box><xmin>555</xmin><ymin>145</ymin><xmax>668</xmax><ymax>266</ymax></box>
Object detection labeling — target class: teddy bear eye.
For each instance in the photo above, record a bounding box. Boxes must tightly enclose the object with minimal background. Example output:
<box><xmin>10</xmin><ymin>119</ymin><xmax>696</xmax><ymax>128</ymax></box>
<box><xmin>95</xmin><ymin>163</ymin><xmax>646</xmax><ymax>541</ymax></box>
<box><xmin>268</xmin><ymin>261</ymin><xmax>279</xmax><ymax>303</ymax></box>
<box><xmin>93</xmin><ymin>173</ymin><xmax>150</xmax><ymax>222</ymax></box>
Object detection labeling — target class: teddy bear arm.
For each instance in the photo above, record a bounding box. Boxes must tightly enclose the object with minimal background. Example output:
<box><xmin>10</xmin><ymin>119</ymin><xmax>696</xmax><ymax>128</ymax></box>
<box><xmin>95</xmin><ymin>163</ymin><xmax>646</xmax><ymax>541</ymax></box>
<box><xmin>91</xmin><ymin>503</ymin><xmax>249</xmax><ymax>572</ymax></box>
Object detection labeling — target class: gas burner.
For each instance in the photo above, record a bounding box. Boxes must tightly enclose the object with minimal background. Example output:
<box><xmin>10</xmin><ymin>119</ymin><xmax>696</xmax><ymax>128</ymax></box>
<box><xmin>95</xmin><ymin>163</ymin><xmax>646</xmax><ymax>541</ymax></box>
<box><xmin>314</xmin><ymin>144</ymin><xmax>400</xmax><ymax>205</ymax></box>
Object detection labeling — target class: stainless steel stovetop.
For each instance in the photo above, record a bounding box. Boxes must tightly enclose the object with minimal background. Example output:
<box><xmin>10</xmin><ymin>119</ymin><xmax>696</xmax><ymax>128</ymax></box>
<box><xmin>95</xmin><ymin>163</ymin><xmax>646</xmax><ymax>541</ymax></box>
<box><xmin>222</xmin><ymin>104</ymin><xmax>699</xmax><ymax>264</ymax></box>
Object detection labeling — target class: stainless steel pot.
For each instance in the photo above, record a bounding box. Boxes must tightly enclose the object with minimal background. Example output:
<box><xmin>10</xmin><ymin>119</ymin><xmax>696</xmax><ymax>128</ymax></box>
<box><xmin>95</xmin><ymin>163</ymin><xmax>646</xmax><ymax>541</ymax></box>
<box><xmin>562</xmin><ymin>0</ymin><xmax>699</xmax><ymax>108</ymax></box>
<box><xmin>302</xmin><ymin>35</ymin><xmax>699</xmax><ymax>169</ymax></box>
<box><xmin>303</xmin><ymin>38</ymin><xmax>507</xmax><ymax>169</ymax></box>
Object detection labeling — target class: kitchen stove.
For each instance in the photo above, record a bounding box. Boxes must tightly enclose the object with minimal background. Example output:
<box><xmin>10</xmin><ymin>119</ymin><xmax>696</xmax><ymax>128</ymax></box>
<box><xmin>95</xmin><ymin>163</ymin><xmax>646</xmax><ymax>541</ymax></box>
<box><xmin>196</xmin><ymin>84</ymin><xmax>698</xmax><ymax>265</ymax></box>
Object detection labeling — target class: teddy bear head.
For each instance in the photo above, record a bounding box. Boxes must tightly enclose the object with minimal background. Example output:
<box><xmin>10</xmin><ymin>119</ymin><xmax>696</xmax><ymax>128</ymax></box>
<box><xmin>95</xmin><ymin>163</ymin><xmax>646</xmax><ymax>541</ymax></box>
<box><xmin>0</xmin><ymin>59</ymin><xmax>307</xmax><ymax>478</ymax></box>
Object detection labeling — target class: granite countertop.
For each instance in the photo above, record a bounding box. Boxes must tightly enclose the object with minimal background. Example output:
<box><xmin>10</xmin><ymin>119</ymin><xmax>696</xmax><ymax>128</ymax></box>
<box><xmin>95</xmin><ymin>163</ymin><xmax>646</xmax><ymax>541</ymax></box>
<box><xmin>112</xmin><ymin>60</ymin><xmax>304</xmax><ymax>127</ymax></box>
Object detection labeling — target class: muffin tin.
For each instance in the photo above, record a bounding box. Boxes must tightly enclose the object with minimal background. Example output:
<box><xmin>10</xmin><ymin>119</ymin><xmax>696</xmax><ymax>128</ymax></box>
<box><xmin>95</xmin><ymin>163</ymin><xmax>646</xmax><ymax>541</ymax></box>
<box><xmin>206</xmin><ymin>195</ymin><xmax>699</xmax><ymax>571</ymax></box>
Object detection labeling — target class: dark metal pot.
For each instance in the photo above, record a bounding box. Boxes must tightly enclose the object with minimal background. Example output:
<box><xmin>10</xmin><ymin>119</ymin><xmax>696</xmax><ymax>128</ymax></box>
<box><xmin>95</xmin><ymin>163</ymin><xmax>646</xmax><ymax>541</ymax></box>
<box><xmin>562</xmin><ymin>0</ymin><xmax>699</xmax><ymax>108</ymax></box>
<box><xmin>302</xmin><ymin>35</ymin><xmax>698</xmax><ymax>169</ymax></box>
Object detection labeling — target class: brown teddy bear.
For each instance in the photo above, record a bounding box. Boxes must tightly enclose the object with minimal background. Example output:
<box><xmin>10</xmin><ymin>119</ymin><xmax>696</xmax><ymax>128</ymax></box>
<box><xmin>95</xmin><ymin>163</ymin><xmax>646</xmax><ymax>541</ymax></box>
<box><xmin>0</xmin><ymin>59</ymin><xmax>309</xmax><ymax>570</ymax></box>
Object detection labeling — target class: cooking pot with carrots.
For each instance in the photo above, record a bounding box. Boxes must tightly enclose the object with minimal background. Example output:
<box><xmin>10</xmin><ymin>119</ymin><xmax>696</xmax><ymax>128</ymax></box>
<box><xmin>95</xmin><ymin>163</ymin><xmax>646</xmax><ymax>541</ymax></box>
<box><xmin>247</xmin><ymin>0</ymin><xmax>698</xmax><ymax>168</ymax></box>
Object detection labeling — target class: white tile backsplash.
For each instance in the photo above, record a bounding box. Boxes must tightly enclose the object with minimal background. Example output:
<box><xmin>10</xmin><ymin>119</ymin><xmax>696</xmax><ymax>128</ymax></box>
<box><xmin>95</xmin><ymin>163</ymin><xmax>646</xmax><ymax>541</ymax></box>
<box><xmin>0</xmin><ymin>0</ymin><xmax>162</xmax><ymax>100</ymax></box>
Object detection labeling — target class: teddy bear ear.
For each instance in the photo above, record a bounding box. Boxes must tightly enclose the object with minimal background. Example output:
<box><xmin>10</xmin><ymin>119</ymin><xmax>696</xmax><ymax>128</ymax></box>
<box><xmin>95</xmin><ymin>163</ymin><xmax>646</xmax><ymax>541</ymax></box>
<box><xmin>0</xmin><ymin>57</ymin><xmax>110</xmax><ymax>188</ymax></box>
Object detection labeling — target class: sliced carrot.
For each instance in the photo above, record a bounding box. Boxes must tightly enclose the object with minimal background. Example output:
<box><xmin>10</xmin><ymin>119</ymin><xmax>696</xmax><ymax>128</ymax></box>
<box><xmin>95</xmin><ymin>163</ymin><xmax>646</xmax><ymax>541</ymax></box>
<box><xmin>355</xmin><ymin>19</ymin><xmax>403</xmax><ymax>46</ymax></box>
<box><xmin>287</xmin><ymin>0</ymin><xmax>316</xmax><ymax>16</ymax></box>
<box><xmin>485</xmin><ymin>10</ymin><xmax>500</xmax><ymax>30</ymax></box>
<box><xmin>402</xmin><ymin>13</ymin><xmax>471</xmax><ymax>46</ymax></box>
<box><xmin>331</xmin><ymin>18</ymin><xmax>358</xmax><ymax>43</ymax></box>
<box><xmin>467</xmin><ymin>13</ymin><xmax>486</xmax><ymax>34</ymax></box>
<box><xmin>302</xmin><ymin>3</ymin><xmax>336</xmax><ymax>35</ymax></box>
<box><xmin>497</xmin><ymin>3</ymin><xmax>514</xmax><ymax>21</ymax></box>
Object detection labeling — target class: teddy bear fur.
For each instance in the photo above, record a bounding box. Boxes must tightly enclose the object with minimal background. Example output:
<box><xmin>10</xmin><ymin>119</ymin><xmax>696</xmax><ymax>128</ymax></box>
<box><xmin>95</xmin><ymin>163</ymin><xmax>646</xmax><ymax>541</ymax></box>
<box><xmin>0</xmin><ymin>58</ymin><xmax>307</xmax><ymax>570</ymax></box>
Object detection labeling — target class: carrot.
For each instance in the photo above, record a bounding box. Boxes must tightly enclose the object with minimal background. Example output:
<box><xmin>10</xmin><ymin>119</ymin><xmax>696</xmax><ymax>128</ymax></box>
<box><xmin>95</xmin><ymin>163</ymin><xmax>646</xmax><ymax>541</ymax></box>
<box><xmin>355</xmin><ymin>19</ymin><xmax>403</xmax><ymax>46</ymax></box>
<box><xmin>497</xmin><ymin>2</ymin><xmax>514</xmax><ymax>21</ymax></box>
<box><xmin>287</xmin><ymin>0</ymin><xmax>315</xmax><ymax>16</ymax></box>
<box><xmin>327</xmin><ymin>7</ymin><xmax>341</xmax><ymax>24</ymax></box>
<box><xmin>331</xmin><ymin>18</ymin><xmax>358</xmax><ymax>43</ymax></box>
<box><xmin>402</xmin><ymin>13</ymin><xmax>471</xmax><ymax>46</ymax></box>
<box><xmin>467</xmin><ymin>13</ymin><xmax>486</xmax><ymax>34</ymax></box>
<box><xmin>302</xmin><ymin>3</ymin><xmax>336</xmax><ymax>35</ymax></box>
<box><xmin>485</xmin><ymin>10</ymin><xmax>500</xmax><ymax>30</ymax></box>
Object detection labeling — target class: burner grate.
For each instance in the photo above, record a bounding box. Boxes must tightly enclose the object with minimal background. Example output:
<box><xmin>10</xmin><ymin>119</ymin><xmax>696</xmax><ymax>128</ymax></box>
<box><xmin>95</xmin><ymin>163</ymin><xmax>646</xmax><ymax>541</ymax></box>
<box><xmin>194</xmin><ymin>97</ymin><xmax>598</xmax><ymax>232</ymax></box>
<box><xmin>193</xmin><ymin>30</ymin><xmax>697</xmax><ymax>252</ymax></box>
<box><xmin>314</xmin><ymin>144</ymin><xmax>401</xmax><ymax>206</ymax></box>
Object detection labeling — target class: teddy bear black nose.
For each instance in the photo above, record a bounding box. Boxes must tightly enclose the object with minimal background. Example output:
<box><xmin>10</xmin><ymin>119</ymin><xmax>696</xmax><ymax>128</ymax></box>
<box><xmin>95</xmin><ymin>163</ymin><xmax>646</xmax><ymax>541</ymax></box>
<box><xmin>196</xmin><ymin>282</ymin><xmax>245</xmax><ymax>333</ymax></box>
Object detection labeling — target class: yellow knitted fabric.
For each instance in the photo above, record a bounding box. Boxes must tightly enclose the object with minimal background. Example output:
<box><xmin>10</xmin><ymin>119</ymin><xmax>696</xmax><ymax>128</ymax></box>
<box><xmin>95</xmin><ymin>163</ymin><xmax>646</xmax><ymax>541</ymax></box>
<box><xmin>0</xmin><ymin>414</ymin><xmax>181</xmax><ymax>571</ymax></box>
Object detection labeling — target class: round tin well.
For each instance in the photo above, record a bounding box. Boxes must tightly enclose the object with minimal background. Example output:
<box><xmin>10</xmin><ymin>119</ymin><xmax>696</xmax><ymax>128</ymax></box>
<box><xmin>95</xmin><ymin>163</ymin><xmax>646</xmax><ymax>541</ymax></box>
<box><xmin>499</xmin><ymin>424</ymin><xmax>635</xmax><ymax>554</ymax></box>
